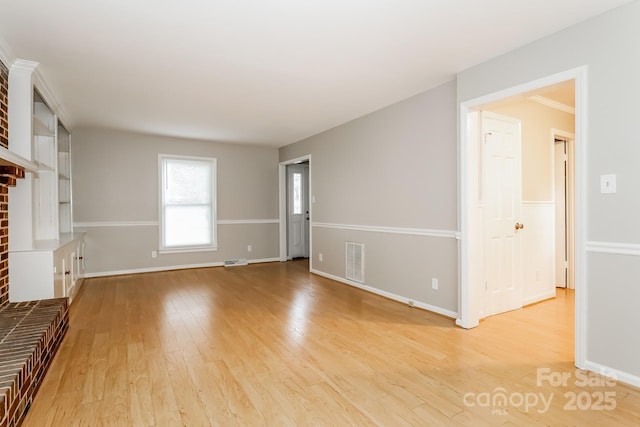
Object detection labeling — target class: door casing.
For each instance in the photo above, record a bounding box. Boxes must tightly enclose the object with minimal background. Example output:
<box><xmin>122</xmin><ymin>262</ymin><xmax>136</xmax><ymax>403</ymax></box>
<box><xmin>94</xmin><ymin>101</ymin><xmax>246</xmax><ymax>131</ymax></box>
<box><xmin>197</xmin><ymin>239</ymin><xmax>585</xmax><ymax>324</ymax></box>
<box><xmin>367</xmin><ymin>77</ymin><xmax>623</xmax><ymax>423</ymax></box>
<box><xmin>279</xmin><ymin>155</ymin><xmax>312</xmax><ymax>266</ymax></box>
<box><xmin>458</xmin><ymin>66</ymin><xmax>587</xmax><ymax>370</ymax></box>
<box><xmin>553</xmin><ymin>130</ymin><xmax>576</xmax><ymax>290</ymax></box>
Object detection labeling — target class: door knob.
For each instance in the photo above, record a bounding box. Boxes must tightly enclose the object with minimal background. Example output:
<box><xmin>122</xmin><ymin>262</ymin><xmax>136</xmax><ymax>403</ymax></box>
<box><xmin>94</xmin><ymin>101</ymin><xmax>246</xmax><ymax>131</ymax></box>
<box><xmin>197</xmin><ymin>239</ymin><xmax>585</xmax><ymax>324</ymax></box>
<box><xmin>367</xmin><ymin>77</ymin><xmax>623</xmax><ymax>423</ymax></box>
<box><xmin>515</xmin><ymin>223</ymin><xmax>524</xmax><ymax>230</ymax></box>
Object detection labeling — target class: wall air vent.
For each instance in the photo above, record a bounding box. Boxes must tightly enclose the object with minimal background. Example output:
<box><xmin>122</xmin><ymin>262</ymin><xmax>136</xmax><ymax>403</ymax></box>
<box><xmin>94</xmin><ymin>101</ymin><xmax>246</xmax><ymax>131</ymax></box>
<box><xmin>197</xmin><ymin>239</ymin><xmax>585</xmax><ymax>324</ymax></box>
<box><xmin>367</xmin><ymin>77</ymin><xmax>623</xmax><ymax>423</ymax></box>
<box><xmin>224</xmin><ymin>259</ymin><xmax>248</xmax><ymax>267</ymax></box>
<box><xmin>345</xmin><ymin>242</ymin><xmax>365</xmax><ymax>283</ymax></box>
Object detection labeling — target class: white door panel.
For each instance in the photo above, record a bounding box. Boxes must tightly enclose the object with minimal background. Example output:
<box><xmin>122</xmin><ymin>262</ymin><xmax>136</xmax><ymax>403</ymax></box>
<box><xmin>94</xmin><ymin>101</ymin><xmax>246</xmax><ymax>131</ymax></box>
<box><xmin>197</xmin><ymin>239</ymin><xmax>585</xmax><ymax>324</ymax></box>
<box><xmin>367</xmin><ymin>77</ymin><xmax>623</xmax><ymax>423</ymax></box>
<box><xmin>482</xmin><ymin>112</ymin><xmax>523</xmax><ymax>317</ymax></box>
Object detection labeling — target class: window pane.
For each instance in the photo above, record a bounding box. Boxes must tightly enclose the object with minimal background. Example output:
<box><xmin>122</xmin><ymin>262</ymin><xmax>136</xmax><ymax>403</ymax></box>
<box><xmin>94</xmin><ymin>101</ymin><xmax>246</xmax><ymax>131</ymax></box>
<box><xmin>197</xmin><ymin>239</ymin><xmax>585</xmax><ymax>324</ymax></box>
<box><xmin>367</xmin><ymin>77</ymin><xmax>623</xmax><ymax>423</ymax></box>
<box><xmin>293</xmin><ymin>172</ymin><xmax>302</xmax><ymax>214</ymax></box>
<box><xmin>165</xmin><ymin>159</ymin><xmax>211</xmax><ymax>204</ymax></box>
<box><xmin>164</xmin><ymin>206</ymin><xmax>212</xmax><ymax>247</ymax></box>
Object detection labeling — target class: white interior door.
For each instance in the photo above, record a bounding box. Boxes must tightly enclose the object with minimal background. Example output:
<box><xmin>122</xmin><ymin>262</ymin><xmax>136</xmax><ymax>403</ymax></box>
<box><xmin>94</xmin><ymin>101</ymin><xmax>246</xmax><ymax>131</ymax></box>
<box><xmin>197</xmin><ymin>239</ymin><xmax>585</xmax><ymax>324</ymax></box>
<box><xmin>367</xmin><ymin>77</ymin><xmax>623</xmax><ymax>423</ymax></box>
<box><xmin>287</xmin><ymin>164</ymin><xmax>308</xmax><ymax>259</ymax></box>
<box><xmin>482</xmin><ymin>112</ymin><xmax>523</xmax><ymax>317</ymax></box>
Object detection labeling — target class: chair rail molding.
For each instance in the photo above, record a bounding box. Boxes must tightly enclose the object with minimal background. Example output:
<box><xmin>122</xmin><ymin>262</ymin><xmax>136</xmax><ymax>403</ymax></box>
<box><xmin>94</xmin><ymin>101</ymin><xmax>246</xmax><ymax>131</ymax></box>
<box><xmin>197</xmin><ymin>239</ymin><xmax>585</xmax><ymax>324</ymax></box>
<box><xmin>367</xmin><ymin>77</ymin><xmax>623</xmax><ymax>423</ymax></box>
<box><xmin>312</xmin><ymin>222</ymin><xmax>458</xmax><ymax>239</ymax></box>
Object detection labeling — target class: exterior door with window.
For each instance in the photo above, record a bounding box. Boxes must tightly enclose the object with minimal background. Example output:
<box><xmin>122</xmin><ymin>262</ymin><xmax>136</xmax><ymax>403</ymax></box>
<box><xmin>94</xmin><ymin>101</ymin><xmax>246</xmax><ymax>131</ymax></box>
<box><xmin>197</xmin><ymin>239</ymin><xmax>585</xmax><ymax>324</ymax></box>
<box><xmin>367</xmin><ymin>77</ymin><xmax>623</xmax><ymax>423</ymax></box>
<box><xmin>287</xmin><ymin>164</ymin><xmax>309</xmax><ymax>259</ymax></box>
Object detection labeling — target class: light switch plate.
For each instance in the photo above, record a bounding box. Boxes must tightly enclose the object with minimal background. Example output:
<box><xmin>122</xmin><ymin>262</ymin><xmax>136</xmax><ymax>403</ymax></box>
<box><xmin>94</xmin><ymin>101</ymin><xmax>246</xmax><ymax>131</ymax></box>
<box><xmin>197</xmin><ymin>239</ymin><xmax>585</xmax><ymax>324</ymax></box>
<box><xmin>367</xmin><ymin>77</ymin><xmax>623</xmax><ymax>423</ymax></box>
<box><xmin>600</xmin><ymin>174</ymin><xmax>616</xmax><ymax>194</ymax></box>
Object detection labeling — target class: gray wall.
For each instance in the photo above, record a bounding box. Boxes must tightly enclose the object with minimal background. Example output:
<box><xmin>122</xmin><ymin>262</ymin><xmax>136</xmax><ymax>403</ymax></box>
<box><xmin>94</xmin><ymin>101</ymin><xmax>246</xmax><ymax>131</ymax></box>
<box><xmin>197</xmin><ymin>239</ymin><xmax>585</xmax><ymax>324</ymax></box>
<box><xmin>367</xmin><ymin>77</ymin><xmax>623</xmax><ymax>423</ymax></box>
<box><xmin>280</xmin><ymin>81</ymin><xmax>459</xmax><ymax>314</ymax></box>
<box><xmin>72</xmin><ymin>128</ymin><xmax>279</xmax><ymax>274</ymax></box>
<box><xmin>280</xmin><ymin>0</ymin><xmax>640</xmax><ymax>380</ymax></box>
<box><xmin>458</xmin><ymin>2</ymin><xmax>640</xmax><ymax>377</ymax></box>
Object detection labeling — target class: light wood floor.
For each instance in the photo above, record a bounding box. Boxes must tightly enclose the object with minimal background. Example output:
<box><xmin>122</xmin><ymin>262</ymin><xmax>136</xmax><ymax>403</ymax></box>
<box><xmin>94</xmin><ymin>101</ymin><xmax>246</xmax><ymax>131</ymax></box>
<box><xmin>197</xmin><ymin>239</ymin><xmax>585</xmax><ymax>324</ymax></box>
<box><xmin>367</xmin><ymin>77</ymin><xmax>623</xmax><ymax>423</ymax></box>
<box><xmin>24</xmin><ymin>260</ymin><xmax>639</xmax><ymax>426</ymax></box>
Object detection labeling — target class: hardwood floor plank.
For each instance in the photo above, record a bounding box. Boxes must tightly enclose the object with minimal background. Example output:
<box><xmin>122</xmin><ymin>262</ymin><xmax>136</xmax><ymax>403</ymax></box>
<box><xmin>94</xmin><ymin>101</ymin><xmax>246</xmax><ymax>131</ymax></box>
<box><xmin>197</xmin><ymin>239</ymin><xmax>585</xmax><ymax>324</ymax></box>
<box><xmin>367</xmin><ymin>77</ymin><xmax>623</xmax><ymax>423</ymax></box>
<box><xmin>70</xmin><ymin>401</ymin><xmax>102</xmax><ymax>426</ymax></box>
<box><xmin>163</xmin><ymin>349</ymin><xmax>213</xmax><ymax>426</ymax></box>
<box><xmin>100</xmin><ymin>344</ymin><xmax>131</xmax><ymax>424</ymax></box>
<box><xmin>144</xmin><ymin>350</ymin><xmax>182</xmax><ymax>426</ymax></box>
<box><xmin>81</xmin><ymin>331</ymin><xmax>109</xmax><ymax>404</ymax></box>
<box><xmin>21</xmin><ymin>260</ymin><xmax>640</xmax><ymax>426</ymax></box>
<box><xmin>307</xmin><ymin>381</ymin><xmax>377</xmax><ymax>426</ymax></box>
<box><xmin>127</xmin><ymin>341</ymin><xmax>155</xmax><ymax>426</ymax></box>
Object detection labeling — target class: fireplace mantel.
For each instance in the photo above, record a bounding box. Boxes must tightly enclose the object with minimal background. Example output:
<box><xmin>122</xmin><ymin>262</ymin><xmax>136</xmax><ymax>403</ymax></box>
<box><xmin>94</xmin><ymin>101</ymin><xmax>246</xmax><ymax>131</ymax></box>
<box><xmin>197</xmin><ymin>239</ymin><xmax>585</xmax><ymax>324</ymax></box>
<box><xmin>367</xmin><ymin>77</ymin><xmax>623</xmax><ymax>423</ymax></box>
<box><xmin>0</xmin><ymin>145</ymin><xmax>37</xmax><ymax>172</ymax></box>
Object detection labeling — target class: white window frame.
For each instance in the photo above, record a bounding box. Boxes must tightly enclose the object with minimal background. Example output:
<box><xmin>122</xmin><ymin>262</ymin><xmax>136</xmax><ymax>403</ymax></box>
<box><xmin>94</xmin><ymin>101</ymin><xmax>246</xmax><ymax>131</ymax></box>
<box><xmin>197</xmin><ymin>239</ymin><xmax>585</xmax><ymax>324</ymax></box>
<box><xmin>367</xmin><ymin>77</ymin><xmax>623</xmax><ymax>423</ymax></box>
<box><xmin>158</xmin><ymin>154</ymin><xmax>217</xmax><ymax>254</ymax></box>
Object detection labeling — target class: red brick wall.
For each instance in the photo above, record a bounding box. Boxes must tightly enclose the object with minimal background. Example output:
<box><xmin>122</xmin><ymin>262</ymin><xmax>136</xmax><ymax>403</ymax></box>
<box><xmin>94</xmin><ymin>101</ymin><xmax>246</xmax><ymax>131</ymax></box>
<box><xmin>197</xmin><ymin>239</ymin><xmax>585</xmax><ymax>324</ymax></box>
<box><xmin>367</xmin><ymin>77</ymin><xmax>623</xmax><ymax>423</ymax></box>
<box><xmin>0</xmin><ymin>185</ymin><xmax>7</xmax><ymax>306</ymax></box>
<box><xmin>0</xmin><ymin>60</ymin><xmax>8</xmax><ymax>149</ymax></box>
<box><xmin>0</xmin><ymin>61</ymin><xmax>8</xmax><ymax>307</ymax></box>
<box><xmin>0</xmin><ymin>61</ymin><xmax>23</xmax><ymax>308</ymax></box>
<box><xmin>0</xmin><ymin>63</ymin><xmax>27</xmax><ymax>307</ymax></box>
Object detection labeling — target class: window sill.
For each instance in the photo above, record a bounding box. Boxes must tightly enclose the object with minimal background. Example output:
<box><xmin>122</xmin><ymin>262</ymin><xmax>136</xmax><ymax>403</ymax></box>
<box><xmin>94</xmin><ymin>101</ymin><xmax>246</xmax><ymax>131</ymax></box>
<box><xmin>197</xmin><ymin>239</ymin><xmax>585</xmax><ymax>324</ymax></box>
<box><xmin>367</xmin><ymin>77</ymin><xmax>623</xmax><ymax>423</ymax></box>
<box><xmin>158</xmin><ymin>246</ymin><xmax>218</xmax><ymax>255</ymax></box>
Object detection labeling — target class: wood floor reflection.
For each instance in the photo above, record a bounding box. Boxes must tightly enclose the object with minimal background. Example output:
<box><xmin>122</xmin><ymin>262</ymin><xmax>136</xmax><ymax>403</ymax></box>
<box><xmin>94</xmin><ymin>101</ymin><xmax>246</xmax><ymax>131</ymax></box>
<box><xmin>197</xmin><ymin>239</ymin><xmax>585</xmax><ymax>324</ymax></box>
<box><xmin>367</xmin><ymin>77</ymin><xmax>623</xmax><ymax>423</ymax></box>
<box><xmin>23</xmin><ymin>260</ymin><xmax>639</xmax><ymax>426</ymax></box>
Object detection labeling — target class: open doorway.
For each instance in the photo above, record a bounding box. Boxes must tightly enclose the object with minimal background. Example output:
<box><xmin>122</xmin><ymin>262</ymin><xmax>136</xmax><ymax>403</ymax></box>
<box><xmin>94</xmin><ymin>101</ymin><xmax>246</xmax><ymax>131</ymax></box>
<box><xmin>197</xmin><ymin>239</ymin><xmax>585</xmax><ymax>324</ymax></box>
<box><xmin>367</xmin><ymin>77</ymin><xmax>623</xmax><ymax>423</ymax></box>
<box><xmin>478</xmin><ymin>82</ymin><xmax>576</xmax><ymax>315</ymax></box>
<box><xmin>278</xmin><ymin>155</ymin><xmax>312</xmax><ymax>267</ymax></box>
<box><xmin>458</xmin><ymin>67</ymin><xmax>587</xmax><ymax>369</ymax></box>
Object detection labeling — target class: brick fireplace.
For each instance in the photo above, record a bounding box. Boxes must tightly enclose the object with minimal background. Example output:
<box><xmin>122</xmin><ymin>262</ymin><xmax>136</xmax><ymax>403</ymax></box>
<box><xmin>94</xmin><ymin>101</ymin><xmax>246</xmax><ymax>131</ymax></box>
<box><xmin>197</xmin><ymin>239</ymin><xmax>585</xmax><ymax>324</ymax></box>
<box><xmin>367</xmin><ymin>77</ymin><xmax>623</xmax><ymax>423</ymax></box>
<box><xmin>0</xmin><ymin>59</ymin><xmax>69</xmax><ymax>427</ymax></box>
<box><xmin>1</xmin><ymin>59</ymin><xmax>7</xmax><ymax>149</ymax></box>
<box><xmin>1</xmin><ymin>59</ymin><xmax>10</xmax><ymax>305</ymax></box>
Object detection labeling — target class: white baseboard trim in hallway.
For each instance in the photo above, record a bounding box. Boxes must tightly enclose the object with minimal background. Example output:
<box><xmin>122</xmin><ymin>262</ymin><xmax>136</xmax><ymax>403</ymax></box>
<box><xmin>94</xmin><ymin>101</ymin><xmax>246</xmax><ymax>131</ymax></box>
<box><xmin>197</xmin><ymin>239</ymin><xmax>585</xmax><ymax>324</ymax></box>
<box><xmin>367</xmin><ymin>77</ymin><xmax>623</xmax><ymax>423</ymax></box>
<box><xmin>82</xmin><ymin>257</ymin><xmax>281</xmax><ymax>279</ymax></box>
<box><xmin>523</xmin><ymin>290</ymin><xmax>557</xmax><ymax>306</ymax></box>
<box><xmin>310</xmin><ymin>268</ymin><xmax>458</xmax><ymax>319</ymax></box>
<box><xmin>584</xmin><ymin>360</ymin><xmax>640</xmax><ymax>388</ymax></box>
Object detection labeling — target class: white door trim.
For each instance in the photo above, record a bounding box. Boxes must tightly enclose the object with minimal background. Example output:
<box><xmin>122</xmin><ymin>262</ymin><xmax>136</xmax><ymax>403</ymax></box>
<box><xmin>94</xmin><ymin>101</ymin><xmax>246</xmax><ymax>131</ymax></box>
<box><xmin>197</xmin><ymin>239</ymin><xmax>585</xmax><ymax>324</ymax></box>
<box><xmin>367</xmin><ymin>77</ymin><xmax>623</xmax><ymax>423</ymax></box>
<box><xmin>278</xmin><ymin>155</ymin><xmax>312</xmax><ymax>266</ymax></box>
<box><xmin>458</xmin><ymin>66</ymin><xmax>588</xmax><ymax>370</ymax></box>
<box><xmin>552</xmin><ymin>129</ymin><xmax>576</xmax><ymax>290</ymax></box>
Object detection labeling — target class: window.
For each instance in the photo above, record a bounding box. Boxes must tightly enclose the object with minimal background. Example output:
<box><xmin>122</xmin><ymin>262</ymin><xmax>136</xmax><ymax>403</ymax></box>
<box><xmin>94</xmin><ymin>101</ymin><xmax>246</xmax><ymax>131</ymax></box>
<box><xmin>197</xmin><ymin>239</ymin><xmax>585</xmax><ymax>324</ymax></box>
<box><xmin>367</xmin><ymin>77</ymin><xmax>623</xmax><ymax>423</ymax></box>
<box><xmin>159</xmin><ymin>155</ymin><xmax>217</xmax><ymax>252</ymax></box>
<box><xmin>292</xmin><ymin>172</ymin><xmax>302</xmax><ymax>214</ymax></box>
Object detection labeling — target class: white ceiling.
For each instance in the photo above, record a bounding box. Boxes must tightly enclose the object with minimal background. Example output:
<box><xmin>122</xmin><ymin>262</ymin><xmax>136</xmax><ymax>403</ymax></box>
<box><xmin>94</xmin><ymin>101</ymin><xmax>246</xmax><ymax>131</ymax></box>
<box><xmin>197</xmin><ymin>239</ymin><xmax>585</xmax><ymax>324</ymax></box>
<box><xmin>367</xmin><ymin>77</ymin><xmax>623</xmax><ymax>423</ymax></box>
<box><xmin>0</xmin><ymin>1</ymin><xmax>632</xmax><ymax>147</ymax></box>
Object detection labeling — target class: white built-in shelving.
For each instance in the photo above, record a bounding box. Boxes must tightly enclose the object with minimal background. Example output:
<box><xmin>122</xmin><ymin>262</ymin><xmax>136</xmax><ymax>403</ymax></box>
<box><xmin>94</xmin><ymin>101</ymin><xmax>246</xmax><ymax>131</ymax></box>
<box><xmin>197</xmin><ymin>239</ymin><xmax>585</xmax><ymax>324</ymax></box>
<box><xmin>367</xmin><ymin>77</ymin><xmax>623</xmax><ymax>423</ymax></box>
<box><xmin>7</xmin><ymin>60</ymin><xmax>84</xmax><ymax>303</ymax></box>
<box><xmin>57</xmin><ymin>123</ymin><xmax>72</xmax><ymax>234</ymax></box>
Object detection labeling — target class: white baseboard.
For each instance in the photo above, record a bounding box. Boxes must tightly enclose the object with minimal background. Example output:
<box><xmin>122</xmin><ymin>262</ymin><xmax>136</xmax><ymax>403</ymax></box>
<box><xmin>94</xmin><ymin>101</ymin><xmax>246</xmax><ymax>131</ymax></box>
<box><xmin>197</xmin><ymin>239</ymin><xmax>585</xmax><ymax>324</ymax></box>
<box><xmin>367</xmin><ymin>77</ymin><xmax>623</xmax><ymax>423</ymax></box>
<box><xmin>81</xmin><ymin>257</ymin><xmax>280</xmax><ymax>279</ymax></box>
<box><xmin>248</xmin><ymin>257</ymin><xmax>281</xmax><ymax>264</ymax></box>
<box><xmin>523</xmin><ymin>290</ymin><xmax>557</xmax><ymax>306</ymax></box>
<box><xmin>584</xmin><ymin>360</ymin><xmax>640</xmax><ymax>388</ymax></box>
<box><xmin>455</xmin><ymin>318</ymin><xmax>479</xmax><ymax>329</ymax></box>
<box><xmin>310</xmin><ymin>268</ymin><xmax>458</xmax><ymax>319</ymax></box>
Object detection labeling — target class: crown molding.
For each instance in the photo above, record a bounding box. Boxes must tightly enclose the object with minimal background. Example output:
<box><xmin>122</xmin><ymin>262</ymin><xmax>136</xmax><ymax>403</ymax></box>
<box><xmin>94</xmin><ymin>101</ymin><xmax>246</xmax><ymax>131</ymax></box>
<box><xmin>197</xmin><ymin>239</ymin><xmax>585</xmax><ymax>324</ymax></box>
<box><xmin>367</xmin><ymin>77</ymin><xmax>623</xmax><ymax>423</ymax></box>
<box><xmin>0</xmin><ymin>35</ymin><xmax>73</xmax><ymax>130</ymax></box>
<box><xmin>529</xmin><ymin>95</ymin><xmax>575</xmax><ymax>115</ymax></box>
<box><xmin>11</xmin><ymin>59</ymin><xmax>38</xmax><ymax>72</ymax></box>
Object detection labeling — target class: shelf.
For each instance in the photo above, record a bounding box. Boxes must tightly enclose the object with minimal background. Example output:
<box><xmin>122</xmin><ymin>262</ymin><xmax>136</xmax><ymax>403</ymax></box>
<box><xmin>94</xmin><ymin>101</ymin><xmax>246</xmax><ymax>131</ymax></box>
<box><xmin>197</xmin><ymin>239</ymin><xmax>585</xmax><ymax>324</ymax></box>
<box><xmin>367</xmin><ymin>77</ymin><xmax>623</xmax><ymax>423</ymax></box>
<box><xmin>34</xmin><ymin>162</ymin><xmax>55</xmax><ymax>173</ymax></box>
<box><xmin>57</xmin><ymin>152</ymin><xmax>70</xmax><ymax>178</ymax></box>
<box><xmin>33</xmin><ymin>99</ymin><xmax>55</xmax><ymax>136</ymax></box>
<box><xmin>33</xmin><ymin>116</ymin><xmax>55</xmax><ymax>137</ymax></box>
<box><xmin>35</xmin><ymin>137</ymin><xmax>56</xmax><ymax>169</ymax></box>
<box><xmin>11</xmin><ymin>232</ymin><xmax>84</xmax><ymax>253</ymax></box>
